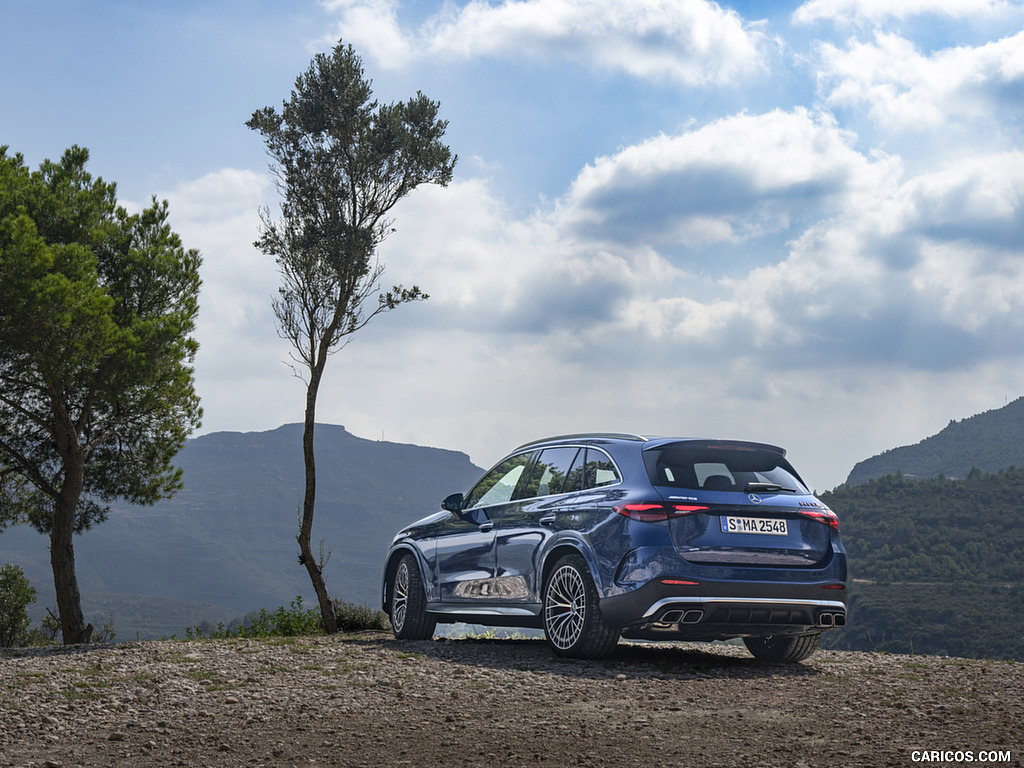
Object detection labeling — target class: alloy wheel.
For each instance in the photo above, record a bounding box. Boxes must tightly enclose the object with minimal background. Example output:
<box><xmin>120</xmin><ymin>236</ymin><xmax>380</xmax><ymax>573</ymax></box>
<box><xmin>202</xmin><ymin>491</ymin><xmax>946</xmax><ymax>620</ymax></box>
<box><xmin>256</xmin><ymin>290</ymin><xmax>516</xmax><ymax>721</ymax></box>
<box><xmin>545</xmin><ymin>564</ymin><xmax>587</xmax><ymax>650</ymax></box>
<box><xmin>392</xmin><ymin>560</ymin><xmax>410</xmax><ymax>633</ymax></box>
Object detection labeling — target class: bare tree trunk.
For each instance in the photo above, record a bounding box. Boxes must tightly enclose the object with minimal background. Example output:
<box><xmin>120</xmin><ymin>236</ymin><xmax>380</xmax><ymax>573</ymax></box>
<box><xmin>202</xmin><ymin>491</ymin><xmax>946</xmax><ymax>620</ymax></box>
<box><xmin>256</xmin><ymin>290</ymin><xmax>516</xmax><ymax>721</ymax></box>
<box><xmin>298</xmin><ymin>362</ymin><xmax>338</xmax><ymax>634</ymax></box>
<box><xmin>50</xmin><ymin>503</ymin><xmax>92</xmax><ymax>645</ymax></box>
<box><xmin>49</xmin><ymin>433</ymin><xmax>92</xmax><ymax>645</ymax></box>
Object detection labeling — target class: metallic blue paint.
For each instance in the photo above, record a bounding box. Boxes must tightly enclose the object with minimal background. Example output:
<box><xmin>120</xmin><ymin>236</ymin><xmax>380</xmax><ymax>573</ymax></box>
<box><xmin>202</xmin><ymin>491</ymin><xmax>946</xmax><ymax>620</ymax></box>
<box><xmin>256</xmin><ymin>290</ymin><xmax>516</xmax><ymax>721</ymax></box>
<box><xmin>382</xmin><ymin>434</ymin><xmax>848</xmax><ymax>642</ymax></box>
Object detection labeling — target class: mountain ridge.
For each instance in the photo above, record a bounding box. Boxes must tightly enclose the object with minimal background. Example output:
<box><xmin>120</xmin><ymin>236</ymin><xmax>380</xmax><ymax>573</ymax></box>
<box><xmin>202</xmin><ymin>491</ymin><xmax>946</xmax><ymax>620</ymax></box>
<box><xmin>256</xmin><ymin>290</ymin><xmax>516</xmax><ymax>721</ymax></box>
<box><xmin>0</xmin><ymin>423</ymin><xmax>483</xmax><ymax>638</ymax></box>
<box><xmin>844</xmin><ymin>396</ymin><xmax>1024</xmax><ymax>486</ymax></box>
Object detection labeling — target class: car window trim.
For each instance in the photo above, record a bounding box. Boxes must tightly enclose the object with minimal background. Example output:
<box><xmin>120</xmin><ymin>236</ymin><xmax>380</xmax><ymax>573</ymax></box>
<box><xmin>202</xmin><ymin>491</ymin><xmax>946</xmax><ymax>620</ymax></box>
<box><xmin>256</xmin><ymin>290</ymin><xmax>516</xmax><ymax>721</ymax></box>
<box><xmin>463</xmin><ymin>449</ymin><xmax>538</xmax><ymax>510</ymax></box>
<box><xmin>466</xmin><ymin>444</ymin><xmax>623</xmax><ymax>510</ymax></box>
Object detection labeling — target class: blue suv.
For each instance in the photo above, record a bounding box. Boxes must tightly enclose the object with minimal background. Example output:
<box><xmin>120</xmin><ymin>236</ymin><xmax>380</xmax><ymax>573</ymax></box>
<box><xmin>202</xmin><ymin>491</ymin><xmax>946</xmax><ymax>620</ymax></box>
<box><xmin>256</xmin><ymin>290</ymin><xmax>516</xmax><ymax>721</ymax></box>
<box><xmin>382</xmin><ymin>433</ymin><xmax>847</xmax><ymax>662</ymax></box>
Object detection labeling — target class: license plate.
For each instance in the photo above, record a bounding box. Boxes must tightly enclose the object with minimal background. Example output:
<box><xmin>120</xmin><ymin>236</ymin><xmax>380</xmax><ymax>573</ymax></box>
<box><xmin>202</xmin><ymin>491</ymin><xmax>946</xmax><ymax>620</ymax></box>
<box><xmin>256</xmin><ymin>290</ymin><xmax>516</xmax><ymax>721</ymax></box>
<box><xmin>720</xmin><ymin>516</ymin><xmax>788</xmax><ymax>535</ymax></box>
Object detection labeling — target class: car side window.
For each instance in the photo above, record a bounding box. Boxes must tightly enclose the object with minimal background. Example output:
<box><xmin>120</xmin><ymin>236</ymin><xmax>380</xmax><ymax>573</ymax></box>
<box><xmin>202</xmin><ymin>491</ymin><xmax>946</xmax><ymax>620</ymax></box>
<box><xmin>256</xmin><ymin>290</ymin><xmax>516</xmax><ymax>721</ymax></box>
<box><xmin>517</xmin><ymin>447</ymin><xmax>580</xmax><ymax>499</ymax></box>
<box><xmin>562</xmin><ymin>448</ymin><xmax>585</xmax><ymax>493</ymax></box>
<box><xmin>584</xmin><ymin>448</ymin><xmax>620</xmax><ymax>489</ymax></box>
<box><xmin>464</xmin><ymin>452</ymin><xmax>537</xmax><ymax>509</ymax></box>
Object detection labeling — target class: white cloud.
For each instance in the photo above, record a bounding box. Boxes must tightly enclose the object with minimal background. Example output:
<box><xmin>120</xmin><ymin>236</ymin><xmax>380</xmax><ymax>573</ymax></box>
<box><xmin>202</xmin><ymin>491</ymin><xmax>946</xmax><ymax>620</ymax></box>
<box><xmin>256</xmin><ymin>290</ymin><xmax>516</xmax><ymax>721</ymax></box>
<box><xmin>902</xmin><ymin>151</ymin><xmax>1024</xmax><ymax>231</ymax></box>
<box><xmin>158</xmin><ymin>169</ymin><xmax>300</xmax><ymax>432</ymax></box>
<box><xmin>696</xmin><ymin>150</ymin><xmax>1024</xmax><ymax>365</ymax></box>
<box><xmin>377</xmin><ymin>177</ymin><xmax>645</xmax><ymax>334</ymax></box>
<box><xmin>793</xmin><ymin>0</ymin><xmax>1021</xmax><ymax>26</ymax></box>
<box><xmin>373</xmin><ymin>114</ymin><xmax>1024</xmax><ymax>376</ymax></box>
<box><xmin>320</xmin><ymin>0</ymin><xmax>412</xmax><ymax>66</ymax></box>
<box><xmin>323</xmin><ymin>0</ymin><xmax>767</xmax><ymax>85</ymax></box>
<box><xmin>816</xmin><ymin>30</ymin><xmax>1024</xmax><ymax>130</ymax></box>
<box><xmin>154</xmin><ymin>147</ymin><xmax>1024</xmax><ymax>491</ymax></box>
<box><xmin>554</xmin><ymin>108</ymin><xmax>899</xmax><ymax>247</ymax></box>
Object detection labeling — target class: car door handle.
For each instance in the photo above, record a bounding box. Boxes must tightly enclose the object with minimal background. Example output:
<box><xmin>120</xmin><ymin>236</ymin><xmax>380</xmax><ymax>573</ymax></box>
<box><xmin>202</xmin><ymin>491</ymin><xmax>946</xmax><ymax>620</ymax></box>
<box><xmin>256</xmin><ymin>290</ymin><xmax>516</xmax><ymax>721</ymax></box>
<box><xmin>539</xmin><ymin>514</ymin><xmax>557</xmax><ymax>526</ymax></box>
<box><xmin>478</xmin><ymin>521</ymin><xmax>494</xmax><ymax>532</ymax></box>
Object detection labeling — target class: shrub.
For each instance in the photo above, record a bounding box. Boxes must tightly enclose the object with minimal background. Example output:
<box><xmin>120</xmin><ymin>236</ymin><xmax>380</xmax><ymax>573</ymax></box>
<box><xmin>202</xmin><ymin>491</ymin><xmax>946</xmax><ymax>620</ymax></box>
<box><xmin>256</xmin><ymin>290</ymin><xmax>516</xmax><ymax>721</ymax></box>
<box><xmin>0</xmin><ymin>563</ymin><xmax>36</xmax><ymax>647</ymax></box>
<box><xmin>332</xmin><ymin>600</ymin><xmax>391</xmax><ymax>632</ymax></box>
<box><xmin>184</xmin><ymin>596</ymin><xmax>390</xmax><ymax>640</ymax></box>
<box><xmin>185</xmin><ymin>596</ymin><xmax>322</xmax><ymax>639</ymax></box>
<box><xmin>23</xmin><ymin>612</ymin><xmax>60</xmax><ymax>646</ymax></box>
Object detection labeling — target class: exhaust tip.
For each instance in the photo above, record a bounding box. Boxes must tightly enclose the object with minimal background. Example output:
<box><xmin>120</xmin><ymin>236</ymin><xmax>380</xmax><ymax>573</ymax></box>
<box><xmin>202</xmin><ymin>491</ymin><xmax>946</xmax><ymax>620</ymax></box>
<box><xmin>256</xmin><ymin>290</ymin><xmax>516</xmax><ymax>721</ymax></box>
<box><xmin>818</xmin><ymin>613</ymin><xmax>834</xmax><ymax>627</ymax></box>
<box><xmin>681</xmin><ymin>609</ymin><xmax>704</xmax><ymax>624</ymax></box>
<box><xmin>834</xmin><ymin>613</ymin><xmax>846</xmax><ymax>626</ymax></box>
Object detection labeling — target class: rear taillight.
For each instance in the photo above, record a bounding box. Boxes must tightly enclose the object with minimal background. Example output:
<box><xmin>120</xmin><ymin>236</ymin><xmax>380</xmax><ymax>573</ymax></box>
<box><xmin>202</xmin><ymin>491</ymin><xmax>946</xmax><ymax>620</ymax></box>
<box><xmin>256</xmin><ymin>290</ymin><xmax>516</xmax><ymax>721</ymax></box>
<box><xmin>615</xmin><ymin>503</ymin><xmax>709</xmax><ymax>522</ymax></box>
<box><xmin>799</xmin><ymin>507</ymin><xmax>839</xmax><ymax>530</ymax></box>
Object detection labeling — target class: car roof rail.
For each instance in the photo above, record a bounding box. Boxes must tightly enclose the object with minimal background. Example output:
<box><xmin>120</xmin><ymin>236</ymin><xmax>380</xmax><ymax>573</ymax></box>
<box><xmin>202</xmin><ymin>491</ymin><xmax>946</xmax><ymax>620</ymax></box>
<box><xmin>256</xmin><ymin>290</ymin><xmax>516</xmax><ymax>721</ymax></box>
<box><xmin>514</xmin><ymin>432</ymin><xmax>650</xmax><ymax>451</ymax></box>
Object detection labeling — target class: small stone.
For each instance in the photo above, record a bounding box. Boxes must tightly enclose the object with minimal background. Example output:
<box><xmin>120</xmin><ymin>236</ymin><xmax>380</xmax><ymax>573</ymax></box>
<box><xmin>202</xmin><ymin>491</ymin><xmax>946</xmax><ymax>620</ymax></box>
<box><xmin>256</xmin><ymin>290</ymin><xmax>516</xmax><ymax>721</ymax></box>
<box><xmin>108</xmin><ymin>731</ymin><xmax>128</xmax><ymax>741</ymax></box>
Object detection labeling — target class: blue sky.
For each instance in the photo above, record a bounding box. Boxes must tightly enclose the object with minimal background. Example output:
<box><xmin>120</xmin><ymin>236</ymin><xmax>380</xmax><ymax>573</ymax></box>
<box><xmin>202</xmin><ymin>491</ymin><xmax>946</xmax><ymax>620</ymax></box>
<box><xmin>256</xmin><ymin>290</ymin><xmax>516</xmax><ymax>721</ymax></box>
<box><xmin>3</xmin><ymin>0</ymin><xmax>1024</xmax><ymax>490</ymax></box>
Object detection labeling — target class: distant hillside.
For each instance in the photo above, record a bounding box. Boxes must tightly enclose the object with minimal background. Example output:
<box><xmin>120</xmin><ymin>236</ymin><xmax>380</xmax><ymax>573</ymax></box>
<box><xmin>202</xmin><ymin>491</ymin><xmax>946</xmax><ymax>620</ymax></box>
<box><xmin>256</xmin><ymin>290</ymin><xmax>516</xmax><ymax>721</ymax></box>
<box><xmin>845</xmin><ymin>396</ymin><xmax>1024</xmax><ymax>486</ymax></box>
<box><xmin>820</xmin><ymin>467</ymin><xmax>1024</xmax><ymax>660</ymax></box>
<box><xmin>0</xmin><ymin>424</ymin><xmax>483</xmax><ymax>639</ymax></box>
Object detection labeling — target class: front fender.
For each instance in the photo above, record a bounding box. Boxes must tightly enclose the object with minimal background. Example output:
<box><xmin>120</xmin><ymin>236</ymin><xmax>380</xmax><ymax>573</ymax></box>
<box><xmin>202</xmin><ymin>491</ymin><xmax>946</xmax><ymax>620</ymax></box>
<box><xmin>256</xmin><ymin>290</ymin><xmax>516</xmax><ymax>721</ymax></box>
<box><xmin>381</xmin><ymin>543</ymin><xmax>436</xmax><ymax>614</ymax></box>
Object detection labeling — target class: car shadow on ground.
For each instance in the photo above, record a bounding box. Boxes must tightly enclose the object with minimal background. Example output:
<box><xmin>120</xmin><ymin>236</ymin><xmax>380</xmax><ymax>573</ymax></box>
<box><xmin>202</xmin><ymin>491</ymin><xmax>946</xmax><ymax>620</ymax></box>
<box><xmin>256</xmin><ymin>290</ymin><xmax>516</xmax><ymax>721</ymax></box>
<box><xmin>387</xmin><ymin>636</ymin><xmax>822</xmax><ymax>681</ymax></box>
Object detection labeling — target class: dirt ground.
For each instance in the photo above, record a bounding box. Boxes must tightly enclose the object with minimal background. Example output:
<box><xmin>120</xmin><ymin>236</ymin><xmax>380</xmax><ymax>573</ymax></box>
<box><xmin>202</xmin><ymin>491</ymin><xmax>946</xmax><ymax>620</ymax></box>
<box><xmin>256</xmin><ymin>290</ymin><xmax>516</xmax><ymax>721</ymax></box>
<box><xmin>1</xmin><ymin>633</ymin><xmax>1021</xmax><ymax>767</ymax></box>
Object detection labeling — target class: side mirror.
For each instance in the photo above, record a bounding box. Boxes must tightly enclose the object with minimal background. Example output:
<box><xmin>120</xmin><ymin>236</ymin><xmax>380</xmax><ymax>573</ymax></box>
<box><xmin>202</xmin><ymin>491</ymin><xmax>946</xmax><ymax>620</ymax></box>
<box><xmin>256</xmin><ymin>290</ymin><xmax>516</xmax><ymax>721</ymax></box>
<box><xmin>441</xmin><ymin>492</ymin><xmax>464</xmax><ymax>514</ymax></box>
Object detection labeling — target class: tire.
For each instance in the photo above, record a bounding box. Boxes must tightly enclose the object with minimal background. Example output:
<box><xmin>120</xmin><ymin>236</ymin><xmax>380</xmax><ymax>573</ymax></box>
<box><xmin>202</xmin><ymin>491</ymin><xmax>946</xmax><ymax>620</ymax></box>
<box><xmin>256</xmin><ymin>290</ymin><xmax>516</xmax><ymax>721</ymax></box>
<box><xmin>542</xmin><ymin>553</ymin><xmax>619</xmax><ymax>659</ymax></box>
<box><xmin>389</xmin><ymin>553</ymin><xmax>436</xmax><ymax>641</ymax></box>
<box><xmin>743</xmin><ymin>632</ymin><xmax>821</xmax><ymax>663</ymax></box>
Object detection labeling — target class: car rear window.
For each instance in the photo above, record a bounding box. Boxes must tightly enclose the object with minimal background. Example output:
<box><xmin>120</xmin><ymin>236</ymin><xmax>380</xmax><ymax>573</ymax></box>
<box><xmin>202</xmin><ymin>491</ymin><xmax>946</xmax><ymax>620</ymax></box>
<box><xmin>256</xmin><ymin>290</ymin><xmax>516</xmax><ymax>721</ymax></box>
<box><xmin>643</xmin><ymin>444</ymin><xmax>808</xmax><ymax>494</ymax></box>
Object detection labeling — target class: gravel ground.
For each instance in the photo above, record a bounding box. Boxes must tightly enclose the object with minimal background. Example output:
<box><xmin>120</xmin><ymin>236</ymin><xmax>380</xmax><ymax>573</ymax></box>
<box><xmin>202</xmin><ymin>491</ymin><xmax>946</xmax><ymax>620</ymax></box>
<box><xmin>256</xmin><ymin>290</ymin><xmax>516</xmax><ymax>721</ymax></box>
<box><xmin>1</xmin><ymin>633</ymin><xmax>1021</xmax><ymax>768</ymax></box>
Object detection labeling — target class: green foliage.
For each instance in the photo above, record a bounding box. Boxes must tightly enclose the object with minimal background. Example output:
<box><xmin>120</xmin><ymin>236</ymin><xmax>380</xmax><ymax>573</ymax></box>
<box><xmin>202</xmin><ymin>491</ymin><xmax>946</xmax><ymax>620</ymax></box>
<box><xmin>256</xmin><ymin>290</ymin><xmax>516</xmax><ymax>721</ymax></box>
<box><xmin>821</xmin><ymin>468</ymin><xmax>1024</xmax><ymax>660</ymax></box>
<box><xmin>185</xmin><ymin>597</ymin><xmax>323</xmax><ymax>639</ymax></box>
<box><xmin>0</xmin><ymin>144</ymin><xmax>202</xmax><ymax>643</ymax></box>
<box><xmin>246</xmin><ymin>40</ymin><xmax>454</xmax><ymax>367</ymax></box>
<box><xmin>821</xmin><ymin>582</ymin><xmax>1024</xmax><ymax>660</ymax></box>
<box><xmin>332</xmin><ymin>599</ymin><xmax>391</xmax><ymax>632</ymax></box>
<box><xmin>823</xmin><ymin>467</ymin><xmax>1024</xmax><ymax>584</ymax></box>
<box><xmin>183</xmin><ymin>596</ymin><xmax>391</xmax><ymax>639</ymax></box>
<box><xmin>0</xmin><ymin>146</ymin><xmax>203</xmax><ymax>532</ymax></box>
<box><xmin>23</xmin><ymin>611</ymin><xmax>61</xmax><ymax>646</ymax></box>
<box><xmin>0</xmin><ymin>563</ymin><xmax>36</xmax><ymax>647</ymax></box>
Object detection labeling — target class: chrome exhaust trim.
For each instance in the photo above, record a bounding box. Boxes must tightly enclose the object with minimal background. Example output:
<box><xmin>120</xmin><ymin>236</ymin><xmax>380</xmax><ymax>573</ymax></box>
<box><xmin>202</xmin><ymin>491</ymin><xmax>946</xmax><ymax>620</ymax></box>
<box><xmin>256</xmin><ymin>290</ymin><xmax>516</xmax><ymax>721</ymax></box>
<box><xmin>641</xmin><ymin>597</ymin><xmax>846</xmax><ymax>621</ymax></box>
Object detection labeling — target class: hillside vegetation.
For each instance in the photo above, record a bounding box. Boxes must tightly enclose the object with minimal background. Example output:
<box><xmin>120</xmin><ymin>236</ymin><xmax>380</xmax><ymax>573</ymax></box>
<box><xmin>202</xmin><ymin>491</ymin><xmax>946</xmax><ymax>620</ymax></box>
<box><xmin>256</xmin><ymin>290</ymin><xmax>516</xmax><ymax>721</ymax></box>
<box><xmin>820</xmin><ymin>467</ymin><xmax>1024</xmax><ymax>660</ymax></box>
<box><xmin>826</xmin><ymin>468</ymin><xmax>1024</xmax><ymax>583</ymax></box>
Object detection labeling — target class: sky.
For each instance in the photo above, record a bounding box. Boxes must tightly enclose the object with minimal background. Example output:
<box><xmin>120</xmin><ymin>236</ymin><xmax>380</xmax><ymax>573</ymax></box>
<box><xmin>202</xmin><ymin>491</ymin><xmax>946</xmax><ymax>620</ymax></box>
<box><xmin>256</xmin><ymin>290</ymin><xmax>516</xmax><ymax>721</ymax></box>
<box><xmin>3</xmin><ymin>0</ymin><xmax>1024</xmax><ymax>491</ymax></box>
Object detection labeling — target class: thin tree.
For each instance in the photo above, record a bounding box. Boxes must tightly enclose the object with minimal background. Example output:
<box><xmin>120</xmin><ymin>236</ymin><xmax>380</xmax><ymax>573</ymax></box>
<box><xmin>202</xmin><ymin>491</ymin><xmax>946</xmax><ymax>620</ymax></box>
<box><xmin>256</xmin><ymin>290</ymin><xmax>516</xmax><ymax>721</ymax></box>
<box><xmin>0</xmin><ymin>146</ymin><xmax>203</xmax><ymax>644</ymax></box>
<box><xmin>247</xmin><ymin>42</ymin><xmax>455</xmax><ymax>632</ymax></box>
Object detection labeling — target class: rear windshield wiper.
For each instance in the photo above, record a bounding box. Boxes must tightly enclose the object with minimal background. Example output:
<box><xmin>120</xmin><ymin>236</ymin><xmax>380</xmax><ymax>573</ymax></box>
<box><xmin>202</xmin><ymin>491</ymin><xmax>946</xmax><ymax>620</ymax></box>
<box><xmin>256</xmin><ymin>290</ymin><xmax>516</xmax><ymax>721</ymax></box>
<box><xmin>744</xmin><ymin>482</ymin><xmax>797</xmax><ymax>493</ymax></box>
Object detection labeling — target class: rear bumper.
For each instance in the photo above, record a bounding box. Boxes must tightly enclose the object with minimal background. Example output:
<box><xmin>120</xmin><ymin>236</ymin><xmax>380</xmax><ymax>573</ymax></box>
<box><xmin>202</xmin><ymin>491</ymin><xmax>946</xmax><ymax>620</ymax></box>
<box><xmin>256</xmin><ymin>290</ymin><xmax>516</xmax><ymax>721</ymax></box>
<box><xmin>601</xmin><ymin>577</ymin><xmax>847</xmax><ymax>641</ymax></box>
